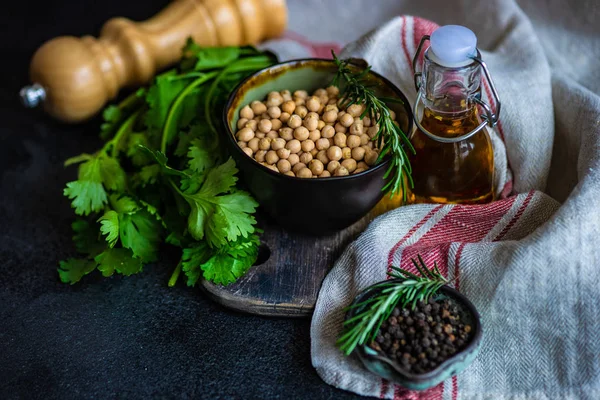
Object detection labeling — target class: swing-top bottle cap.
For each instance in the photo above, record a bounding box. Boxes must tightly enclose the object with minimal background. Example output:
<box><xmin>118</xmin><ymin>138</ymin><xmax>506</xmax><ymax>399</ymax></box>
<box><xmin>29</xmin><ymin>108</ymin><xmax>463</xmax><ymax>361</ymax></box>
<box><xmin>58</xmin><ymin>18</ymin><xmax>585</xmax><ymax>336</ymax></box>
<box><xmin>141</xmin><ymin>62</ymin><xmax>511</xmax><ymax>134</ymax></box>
<box><xmin>429</xmin><ymin>25</ymin><xmax>477</xmax><ymax>68</ymax></box>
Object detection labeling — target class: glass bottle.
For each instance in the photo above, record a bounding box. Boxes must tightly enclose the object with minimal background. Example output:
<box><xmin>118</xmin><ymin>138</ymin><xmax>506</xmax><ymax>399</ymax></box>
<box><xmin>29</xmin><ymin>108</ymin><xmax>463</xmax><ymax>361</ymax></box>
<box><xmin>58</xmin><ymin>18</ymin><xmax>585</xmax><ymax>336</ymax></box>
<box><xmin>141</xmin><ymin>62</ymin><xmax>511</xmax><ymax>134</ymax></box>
<box><xmin>408</xmin><ymin>25</ymin><xmax>501</xmax><ymax>205</ymax></box>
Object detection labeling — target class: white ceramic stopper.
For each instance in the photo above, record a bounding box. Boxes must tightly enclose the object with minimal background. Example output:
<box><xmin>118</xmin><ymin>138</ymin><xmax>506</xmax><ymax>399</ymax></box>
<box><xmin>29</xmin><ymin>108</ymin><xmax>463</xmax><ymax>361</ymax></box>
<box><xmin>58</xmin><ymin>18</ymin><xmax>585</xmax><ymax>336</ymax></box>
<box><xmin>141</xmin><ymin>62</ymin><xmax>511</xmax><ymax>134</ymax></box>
<box><xmin>429</xmin><ymin>25</ymin><xmax>477</xmax><ymax>68</ymax></box>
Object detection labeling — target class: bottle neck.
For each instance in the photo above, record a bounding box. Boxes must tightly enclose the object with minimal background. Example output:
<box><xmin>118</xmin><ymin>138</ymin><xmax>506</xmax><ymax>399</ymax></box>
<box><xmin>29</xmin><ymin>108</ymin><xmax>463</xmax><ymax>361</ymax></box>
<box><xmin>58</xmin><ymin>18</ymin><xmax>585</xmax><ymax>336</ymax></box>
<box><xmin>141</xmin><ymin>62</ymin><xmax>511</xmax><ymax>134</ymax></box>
<box><xmin>419</xmin><ymin>49</ymin><xmax>482</xmax><ymax>118</ymax></box>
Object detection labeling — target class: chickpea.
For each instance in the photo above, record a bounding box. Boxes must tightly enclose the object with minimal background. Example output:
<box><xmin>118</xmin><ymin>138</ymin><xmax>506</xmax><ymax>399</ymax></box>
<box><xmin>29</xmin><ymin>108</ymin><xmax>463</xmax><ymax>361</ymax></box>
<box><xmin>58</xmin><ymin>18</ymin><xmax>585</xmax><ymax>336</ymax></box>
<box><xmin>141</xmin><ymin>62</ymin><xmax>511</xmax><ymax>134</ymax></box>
<box><xmin>237</xmin><ymin>127</ymin><xmax>254</xmax><ymax>142</ymax></box>
<box><xmin>295</xmin><ymin>105</ymin><xmax>308</xmax><ymax>118</ymax></box>
<box><xmin>266</xmin><ymin>163</ymin><xmax>279</xmax><ymax>172</ymax></box>
<box><xmin>258</xmin><ymin>119</ymin><xmax>272</xmax><ymax>133</ymax></box>
<box><xmin>243</xmin><ymin>147</ymin><xmax>254</xmax><ymax>157</ymax></box>
<box><xmin>280</xmin><ymin>112</ymin><xmax>291</xmax><ymax>123</ymax></box>
<box><xmin>237</xmin><ymin>118</ymin><xmax>249</xmax><ymax>130</ymax></box>
<box><xmin>294</xmin><ymin>97</ymin><xmax>305</xmax><ymax>106</ymax></box>
<box><xmin>260</xmin><ymin>113</ymin><xmax>270</xmax><ymax>120</ymax></box>
<box><xmin>299</xmin><ymin>152</ymin><xmax>313</xmax><ymax>164</ymax></box>
<box><xmin>267</xmin><ymin>91</ymin><xmax>283</xmax><ymax>107</ymax></box>
<box><xmin>334</xmin><ymin>166</ymin><xmax>349</xmax><ymax>176</ymax></box>
<box><xmin>286</xmin><ymin>139</ymin><xmax>301</xmax><ymax>154</ymax></box>
<box><xmin>363</xmin><ymin>116</ymin><xmax>372</xmax><ymax>127</ymax></box>
<box><xmin>335</xmin><ymin>122</ymin><xmax>347</xmax><ymax>133</ymax></box>
<box><xmin>357</xmin><ymin>161</ymin><xmax>369</xmax><ymax>170</ymax></box>
<box><xmin>276</xmin><ymin>148</ymin><xmax>291</xmax><ymax>159</ymax></box>
<box><xmin>333</xmin><ymin>132</ymin><xmax>347</xmax><ymax>147</ymax></box>
<box><xmin>248</xmin><ymin>138</ymin><xmax>260</xmax><ymax>152</ymax></box>
<box><xmin>303</xmin><ymin>115</ymin><xmax>319</xmax><ymax>131</ymax></box>
<box><xmin>280</xmin><ymin>90</ymin><xmax>292</xmax><ymax>102</ymax></box>
<box><xmin>353</xmin><ymin>168</ymin><xmax>366</xmax><ymax>174</ymax></box>
<box><xmin>327</xmin><ymin>98</ymin><xmax>338</xmax><ymax>105</ymax></box>
<box><xmin>389</xmin><ymin>109</ymin><xmax>396</xmax><ymax>120</ymax></box>
<box><xmin>342</xmin><ymin>147</ymin><xmax>352</xmax><ymax>160</ymax></box>
<box><xmin>337</xmin><ymin>111</ymin><xmax>346</xmax><ymax>120</ymax></box>
<box><xmin>281</xmin><ymin>100</ymin><xmax>296</xmax><ymax>114</ymax></box>
<box><xmin>318</xmin><ymin>95</ymin><xmax>329</xmax><ymax>105</ymax></box>
<box><xmin>317</xmin><ymin>120</ymin><xmax>325</xmax><ymax>130</ymax></box>
<box><xmin>294</xmin><ymin>90</ymin><xmax>308</xmax><ymax>99</ymax></box>
<box><xmin>279</xmin><ymin>127</ymin><xmax>294</xmax><ymax>141</ymax></box>
<box><xmin>309</xmin><ymin>159</ymin><xmax>324</xmax><ymax>175</ymax></box>
<box><xmin>288</xmin><ymin>153</ymin><xmax>300</xmax><ymax>166</ymax></box>
<box><xmin>306</xmin><ymin>96</ymin><xmax>321</xmax><ymax>112</ymax></box>
<box><xmin>341</xmin><ymin>159</ymin><xmax>357</xmax><ymax>173</ymax></box>
<box><xmin>284</xmin><ymin>171</ymin><xmax>295</xmax><ymax>177</ymax></box>
<box><xmin>349</xmin><ymin>122</ymin><xmax>363</xmax><ymax>136</ymax></box>
<box><xmin>316</xmin><ymin>150</ymin><xmax>329</xmax><ymax>164</ymax></box>
<box><xmin>308</xmin><ymin>129</ymin><xmax>321</xmax><ymax>141</ymax></box>
<box><xmin>327</xmin><ymin>160</ymin><xmax>341</xmax><ymax>174</ymax></box>
<box><xmin>327</xmin><ymin>146</ymin><xmax>343</xmax><ymax>161</ymax></box>
<box><xmin>313</xmin><ymin>88</ymin><xmax>327</xmax><ymax>97</ymax></box>
<box><xmin>240</xmin><ymin>105</ymin><xmax>254</xmax><ymax>119</ymax></box>
<box><xmin>238</xmin><ymin>141</ymin><xmax>247</xmax><ymax>149</ymax></box>
<box><xmin>346</xmin><ymin>104</ymin><xmax>363</xmax><ymax>117</ymax></box>
<box><xmin>320</xmin><ymin>170</ymin><xmax>331</xmax><ymax>178</ymax></box>
<box><xmin>367</xmin><ymin>125</ymin><xmax>379</xmax><ymax>138</ymax></box>
<box><xmin>270</xmin><ymin>119</ymin><xmax>282</xmax><ymax>131</ymax></box>
<box><xmin>288</xmin><ymin>114</ymin><xmax>302</xmax><ymax>129</ymax></box>
<box><xmin>277</xmin><ymin>159</ymin><xmax>291</xmax><ymax>173</ymax></box>
<box><xmin>259</xmin><ymin>137</ymin><xmax>272</xmax><ymax>150</ymax></box>
<box><xmin>297</xmin><ymin>167</ymin><xmax>313</xmax><ymax>179</ymax></box>
<box><xmin>340</xmin><ymin>113</ymin><xmax>354</xmax><ymax>127</ymax></box>
<box><xmin>255</xmin><ymin>150</ymin><xmax>267</xmax><ymax>163</ymax></box>
<box><xmin>321</xmin><ymin>125</ymin><xmax>335</xmax><ymax>139</ymax></box>
<box><xmin>315</xmin><ymin>138</ymin><xmax>331</xmax><ymax>151</ymax></box>
<box><xmin>365</xmin><ymin>150</ymin><xmax>379</xmax><ymax>166</ymax></box>
<box><xmin>347</xmin><ymin>134</ymin><xmax>361</xmax><ymax>148</ymax></box>
<box><xmin>294</xmin><ymin>126</ymin><xmax>310</xmax><ymax>141</ymax></box>
<box><xmin>271</xmin><ymin>138</ymin><xmax>286</xmax><ymax>150</ymax></box>
<box><xmin>323</xmin><ymin>110</ymin><xmax>337</xmax><ymax>123</ymax></box>
<box><xmin>359</xmin><ymin>134</ymin><xmax>370</xmax><ymax>145</ymax></box>
<box><xmin>265</xmin><ymin>150</ymin><xmax>279</xmax><ymax>165</ymax></box>
<box><xmin>255</xmin><ymin>131</ymin><xmax>264</xmax><ymax>139</ymax></box>
<box><xmin>310</xmin><ymin>148</ymin><xmax>319</xmax><ymax>157</ymax></box>
<box><xmin>351</xmin><ymin>146</ymin><xmax>366</xmax><ymax>161</ymax></box>
<box><xmin>267</xmin><ymin>106</ymin><xmax>281</xmax><ymax>119</ymax></box>
<box><xmin>326</xmin><ymin>85</ymin><xmax>339</xmax><ymax>97</ymax></box>
<box><xmin>292</xmin><ymin>162</ymin><xmax>307</xmax><ymax>174</ymax></box>
<box><xmin>301</xmin><ymin>139</ymin><xmax>315</xmax><ymax>152</ymax></box>
<box><xmin>267</xmin><ymin>130</ymin><xmax>278</xmax><ymax>139</ymax></box>
<box><xmin>245</xmin><ymin>119</ymin><xmax>258</xmax><ymax>131</ymax></box>
<box><xmin>251</xmin><ymin>101</ymin><xmax>267</xmax><ymax>115</ymax></box>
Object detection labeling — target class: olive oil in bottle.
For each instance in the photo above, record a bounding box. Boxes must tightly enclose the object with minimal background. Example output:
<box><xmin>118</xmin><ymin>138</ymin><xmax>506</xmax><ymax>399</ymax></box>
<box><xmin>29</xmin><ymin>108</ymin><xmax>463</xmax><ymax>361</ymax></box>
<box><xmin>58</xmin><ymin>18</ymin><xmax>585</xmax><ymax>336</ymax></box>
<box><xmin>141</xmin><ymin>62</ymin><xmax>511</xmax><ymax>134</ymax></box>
<box><xmin>408</xmin><ymin>25</ymin><xmax>501</xmax><ymax>205</ymax></box>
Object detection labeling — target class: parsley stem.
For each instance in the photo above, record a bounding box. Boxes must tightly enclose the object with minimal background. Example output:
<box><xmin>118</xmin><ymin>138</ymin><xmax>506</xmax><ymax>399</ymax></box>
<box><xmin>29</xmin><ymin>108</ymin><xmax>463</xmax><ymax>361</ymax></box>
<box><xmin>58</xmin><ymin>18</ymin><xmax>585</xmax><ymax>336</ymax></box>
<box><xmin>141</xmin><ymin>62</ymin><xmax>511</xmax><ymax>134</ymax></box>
<box><xmin>161</xmin><ymin>71</ymin><xmax>220</xmax><ymax>154</ymax></box>
<box><xmin>168</xmin><ymin>261</ymin><xmax>182</xmax><ymax>287</ymax></box>
<box><xmin>107</xmin><ymin>109</ymin><xmax>141</xmax><ymax>158</ymax></box>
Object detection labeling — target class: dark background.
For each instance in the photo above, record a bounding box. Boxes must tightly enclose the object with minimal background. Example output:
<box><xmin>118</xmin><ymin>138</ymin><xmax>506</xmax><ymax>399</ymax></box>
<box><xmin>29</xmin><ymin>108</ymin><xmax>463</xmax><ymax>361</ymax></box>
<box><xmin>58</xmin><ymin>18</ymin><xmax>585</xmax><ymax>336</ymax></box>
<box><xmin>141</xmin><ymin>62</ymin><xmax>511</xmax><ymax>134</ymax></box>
<box><xmin>0</xmin><ymin>1</ymin><xmax>356</xmax><ymax>398</ymax></box>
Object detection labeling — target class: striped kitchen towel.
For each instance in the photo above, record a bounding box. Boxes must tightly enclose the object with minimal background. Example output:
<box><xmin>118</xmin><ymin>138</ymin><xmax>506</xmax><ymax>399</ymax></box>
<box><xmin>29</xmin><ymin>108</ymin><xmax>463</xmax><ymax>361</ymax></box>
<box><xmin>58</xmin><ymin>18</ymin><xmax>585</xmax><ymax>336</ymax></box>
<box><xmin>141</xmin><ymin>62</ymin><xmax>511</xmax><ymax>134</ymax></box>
<box><xmin>310</xmin><ymin>6</ymin><xmax>600</xmax><ymax>400</ymax></box>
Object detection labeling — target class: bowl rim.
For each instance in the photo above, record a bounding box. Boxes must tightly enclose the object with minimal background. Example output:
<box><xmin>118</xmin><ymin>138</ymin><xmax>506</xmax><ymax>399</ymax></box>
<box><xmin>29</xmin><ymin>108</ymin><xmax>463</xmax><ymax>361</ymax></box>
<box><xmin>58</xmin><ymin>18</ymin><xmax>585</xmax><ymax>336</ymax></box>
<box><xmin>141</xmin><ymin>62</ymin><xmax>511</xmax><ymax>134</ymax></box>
<box><xmin>222</xmin><ymin>58</ymin><xmax>414</xmax><ymax>183</ymax></box>
<box><xmin>349</xmin><ymin>281</ymin><xmax>483</xmax><ymax>384</ymax></box>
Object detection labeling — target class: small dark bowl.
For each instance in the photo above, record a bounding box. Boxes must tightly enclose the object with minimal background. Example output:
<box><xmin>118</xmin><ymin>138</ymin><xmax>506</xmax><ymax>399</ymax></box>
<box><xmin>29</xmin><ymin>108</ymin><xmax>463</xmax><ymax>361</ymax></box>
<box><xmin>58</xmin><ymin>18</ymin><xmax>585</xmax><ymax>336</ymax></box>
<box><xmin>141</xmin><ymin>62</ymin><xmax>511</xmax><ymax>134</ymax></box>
<box><xmin>347</xmin><ymin>281</ymin><xmax>482</xmax><ymax>391</ymax></box>
<box><xmin>223</xmin><ymin>59</ymin><xmax>413</xmax><ymax>235</ymax></box>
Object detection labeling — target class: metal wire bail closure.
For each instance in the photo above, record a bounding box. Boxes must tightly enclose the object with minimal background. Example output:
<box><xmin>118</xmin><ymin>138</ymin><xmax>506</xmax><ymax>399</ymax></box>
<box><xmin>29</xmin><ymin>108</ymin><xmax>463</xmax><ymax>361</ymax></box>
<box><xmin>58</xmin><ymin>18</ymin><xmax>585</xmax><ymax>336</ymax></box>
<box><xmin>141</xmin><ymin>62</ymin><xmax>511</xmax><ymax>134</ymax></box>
<box><xmin>412</xmin><ymin>36</ymin><xmax>502</xmax><ymax>144</ymax></box>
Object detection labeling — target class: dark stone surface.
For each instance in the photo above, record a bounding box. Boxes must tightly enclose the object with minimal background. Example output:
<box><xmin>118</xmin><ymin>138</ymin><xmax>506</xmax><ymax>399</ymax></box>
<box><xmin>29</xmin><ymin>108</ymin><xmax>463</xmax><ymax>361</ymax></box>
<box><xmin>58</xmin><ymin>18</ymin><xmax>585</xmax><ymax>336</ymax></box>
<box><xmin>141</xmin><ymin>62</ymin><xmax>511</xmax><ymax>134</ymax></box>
<box><xmin>0</xmin><ymin>1</ymin><xmax>358</xmax><ymax>398</ymax></box>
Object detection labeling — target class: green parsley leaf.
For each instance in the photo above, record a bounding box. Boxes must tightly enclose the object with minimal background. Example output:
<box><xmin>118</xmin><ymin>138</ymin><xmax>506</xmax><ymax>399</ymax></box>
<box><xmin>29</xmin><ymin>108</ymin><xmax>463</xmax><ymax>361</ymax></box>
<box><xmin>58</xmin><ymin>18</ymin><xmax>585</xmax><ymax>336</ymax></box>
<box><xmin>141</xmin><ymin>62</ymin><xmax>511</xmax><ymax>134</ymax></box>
<box><xmin>138</xmin><ymin>145</ymin><xmax>189</xmax><ymax>178</ymax></box>
<box><xmin>144</xmin><ymin>70</ymin><xmax>190</xmax><ymax>138</ymax></box>
<box><xmin>181</xmin><ymin>39</ymin><xmax>240</xmax><ymax>71</ymax></box>
<box><xmin>95</xmin><ymin>248</ymin><xmax>143</xmax><ymax>277</ymax></box>
<box><xmin>181</xmin><ymin>241</ymin><xmax>211</xmax><ymax>286</ymax></box>
<box><xmin>200</xmin><ymin>250</ymin><xmax>255</xmax><ymax>286</ymax></box>
<box><xmin>127</xmin><ymin>133</ymin><xmax>152</xmax><ymax>166</ymax></box>
<box><xmin>119</xmin><ymin>209</ymin><xmax>162</xmax><ymax>262</ymax></box>
<box><xmin>64</xmin><ymin>181</ymin><xmax>108</xmax><ymax>216</ymax></box>
<box><xmin>99</xmin><ymin>157</ymin><xmax>126</xmax><ymax>192</ymax></box>
<box><xmin>98</xmin><ymin>210</ymin><xmax>119</xmax><ymax>248</ymax></box>
<box><xmin>109</xmin><ymin>194</ymin><xmax>140</xmax><ymax>214</ymax></box>
<box><xmin>58</xmin><ymin>258</ymin><xmax>98</xmax><ymax>284</ymax></box>
<box><xmin>187</xmin><ymin>138</ymin><xmax>215</xmax><ymax>173</ymax></box>
<box><xmin>72</xmin><ymin>219</ymin><xmax>105</xmax><ymax>256</ymax></box>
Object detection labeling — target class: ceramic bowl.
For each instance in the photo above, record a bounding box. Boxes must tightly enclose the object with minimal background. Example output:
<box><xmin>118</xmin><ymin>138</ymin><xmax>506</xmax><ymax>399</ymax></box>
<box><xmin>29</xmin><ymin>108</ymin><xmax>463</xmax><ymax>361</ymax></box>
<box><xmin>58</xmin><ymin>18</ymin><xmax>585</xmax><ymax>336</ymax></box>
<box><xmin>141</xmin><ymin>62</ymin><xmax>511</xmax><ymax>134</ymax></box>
<box><xmin>223</xmin><ymin>59</ymin><xmax>413</xmax><ymax>235</ymax></box>
<box><xmin>347</xmin><ymin>281</ymin><xmax>482</xmax><ymax>391</ymax></box>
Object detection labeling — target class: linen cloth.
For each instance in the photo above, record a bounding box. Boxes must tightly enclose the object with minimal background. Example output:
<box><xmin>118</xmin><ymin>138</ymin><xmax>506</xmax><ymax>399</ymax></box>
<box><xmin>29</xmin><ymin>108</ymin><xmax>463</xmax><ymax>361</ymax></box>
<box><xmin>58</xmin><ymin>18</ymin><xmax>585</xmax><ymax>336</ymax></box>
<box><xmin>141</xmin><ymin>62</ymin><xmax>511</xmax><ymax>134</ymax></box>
<box><xmin>262</xmin><ymin>0</ymin><xmax>600</xmax><ymax>398</ymax></box>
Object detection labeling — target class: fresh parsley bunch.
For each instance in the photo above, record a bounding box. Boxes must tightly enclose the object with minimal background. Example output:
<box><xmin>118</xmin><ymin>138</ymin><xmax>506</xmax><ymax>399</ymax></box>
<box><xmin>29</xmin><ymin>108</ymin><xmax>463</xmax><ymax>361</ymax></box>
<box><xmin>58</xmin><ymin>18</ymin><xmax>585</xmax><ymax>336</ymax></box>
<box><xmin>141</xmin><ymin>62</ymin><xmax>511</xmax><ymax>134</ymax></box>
<box><xmin>59</xmin><ymin>40</ymin><xmax>277</xmax><ymax>286</ymax></box>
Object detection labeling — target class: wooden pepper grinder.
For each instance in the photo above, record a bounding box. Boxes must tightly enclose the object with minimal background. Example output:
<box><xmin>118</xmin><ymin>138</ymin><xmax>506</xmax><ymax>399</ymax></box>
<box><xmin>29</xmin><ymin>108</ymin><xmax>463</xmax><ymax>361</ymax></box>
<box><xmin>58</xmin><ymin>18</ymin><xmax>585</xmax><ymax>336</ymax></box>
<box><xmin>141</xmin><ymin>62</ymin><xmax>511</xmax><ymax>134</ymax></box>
<box><xmin>20</xmin><ymin>0</ymin><xmax>287</xmax><ymax>123</ymax></box>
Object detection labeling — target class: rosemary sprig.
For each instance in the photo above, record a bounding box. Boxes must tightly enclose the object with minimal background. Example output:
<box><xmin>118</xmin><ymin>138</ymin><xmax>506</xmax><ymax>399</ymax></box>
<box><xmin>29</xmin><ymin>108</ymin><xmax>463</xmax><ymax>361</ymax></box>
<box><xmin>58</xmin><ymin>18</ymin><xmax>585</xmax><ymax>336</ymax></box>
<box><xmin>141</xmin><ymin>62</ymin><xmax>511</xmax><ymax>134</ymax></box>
<box><xmin>337</xmin><ymin>255</ymin><xmax>448</xmax><ymax>356</ymax></box>
<box><xmin>331</xmin><ymin>51</ymin><xmax>415</xmax><ymax>201</ymax></box>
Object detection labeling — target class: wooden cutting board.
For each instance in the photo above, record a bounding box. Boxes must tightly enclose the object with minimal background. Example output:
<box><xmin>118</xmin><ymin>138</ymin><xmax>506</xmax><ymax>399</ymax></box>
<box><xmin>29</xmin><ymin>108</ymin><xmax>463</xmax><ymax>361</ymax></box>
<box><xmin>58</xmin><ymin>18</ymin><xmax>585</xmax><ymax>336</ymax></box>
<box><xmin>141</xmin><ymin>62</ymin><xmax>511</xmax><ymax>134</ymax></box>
<box><xmin>199</xmin><ymin>197</ymin><xmax>402</xmax><ymax>317</ymax></box>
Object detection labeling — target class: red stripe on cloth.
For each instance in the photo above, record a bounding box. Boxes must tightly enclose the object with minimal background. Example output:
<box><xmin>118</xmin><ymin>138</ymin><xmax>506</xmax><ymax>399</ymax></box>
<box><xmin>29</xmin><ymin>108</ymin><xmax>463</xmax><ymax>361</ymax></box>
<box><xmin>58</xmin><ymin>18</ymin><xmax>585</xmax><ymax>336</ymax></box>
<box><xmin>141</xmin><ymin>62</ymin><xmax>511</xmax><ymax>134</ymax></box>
<box><xmin>386</xmin><ymin>205</ymin><xmax>445</xmax><ymax>276</ymax></box>
<box><xmin>412</xmin><ymin>17</ymin><xmax>440</xmax><ymax>73</ymax></box>
<box><xmin>452</xmin><ymin>375</ymin><xmax>459</xmax><ymax>400</ymax></box>
<box><xmin>400</xmin><ymin>16</ymin><xmax>413</xmax><ymax>71</ymax></box>
<box><xmin>282</xmin><ymin>31</ymin><xmax>342</xmax><ymax>58</ymax></box>
<box><xmin>380</xmin><ymin>379</ymin><xmax>389</xmax><ymax>398</ymax></box>
<box><xmin>493</xmin><ymin>190</ymin><xmax>535</xmax><ymax>241</ymax></box>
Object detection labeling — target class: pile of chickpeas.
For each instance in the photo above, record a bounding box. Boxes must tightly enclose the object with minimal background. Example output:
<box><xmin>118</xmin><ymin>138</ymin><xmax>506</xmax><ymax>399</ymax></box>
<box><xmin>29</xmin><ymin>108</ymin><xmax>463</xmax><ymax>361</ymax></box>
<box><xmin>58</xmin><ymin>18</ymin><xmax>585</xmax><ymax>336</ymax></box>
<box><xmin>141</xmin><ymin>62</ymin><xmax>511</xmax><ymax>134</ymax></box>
<box><xmin>235</xmin><ymin>86</ymin><xmax>397</xmax><ymax>178</ymax></box>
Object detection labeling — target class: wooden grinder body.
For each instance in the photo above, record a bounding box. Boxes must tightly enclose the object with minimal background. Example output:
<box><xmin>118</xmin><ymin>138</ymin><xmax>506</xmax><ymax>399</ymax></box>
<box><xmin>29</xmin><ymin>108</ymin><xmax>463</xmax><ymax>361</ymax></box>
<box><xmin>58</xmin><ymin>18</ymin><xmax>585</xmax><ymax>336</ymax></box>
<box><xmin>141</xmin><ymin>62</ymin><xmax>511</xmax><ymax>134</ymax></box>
<box><xmin>28</xmin><ymin>0</ymin><xmax>287</xmax><ymax>122</ymax></box>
